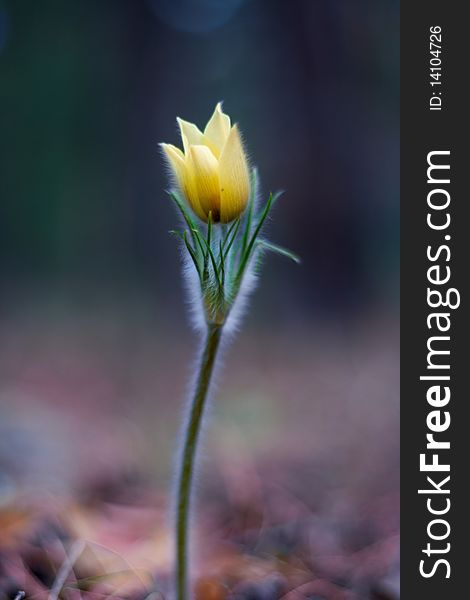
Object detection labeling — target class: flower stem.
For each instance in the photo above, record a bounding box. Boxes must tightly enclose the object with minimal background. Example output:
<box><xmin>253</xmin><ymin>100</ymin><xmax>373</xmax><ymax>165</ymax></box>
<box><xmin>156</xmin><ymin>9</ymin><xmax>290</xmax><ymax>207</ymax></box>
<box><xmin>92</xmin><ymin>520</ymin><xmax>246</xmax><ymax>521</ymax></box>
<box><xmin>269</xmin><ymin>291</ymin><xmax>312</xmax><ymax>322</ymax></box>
<box><xmin>175</xmin><ymin>323</ymin><xmax>222</xmax><ymax>600</ymax></box>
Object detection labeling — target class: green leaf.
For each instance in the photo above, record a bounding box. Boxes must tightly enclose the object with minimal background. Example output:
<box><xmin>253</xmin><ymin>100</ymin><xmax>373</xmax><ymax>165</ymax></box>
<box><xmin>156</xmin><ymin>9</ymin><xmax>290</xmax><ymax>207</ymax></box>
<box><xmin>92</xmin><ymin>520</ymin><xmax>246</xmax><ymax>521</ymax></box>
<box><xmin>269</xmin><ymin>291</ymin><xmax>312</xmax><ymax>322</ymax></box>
<box><xmin>192</xmin><ymin>228</ymin><xmax>222</xmax><ymax>291</ymax></box>
<box><xmin>169</xmin><ymin>191</ymin><xmax>202</xmax><ymax>253</ymax></box>
<box><xmin>241</xmin><ymin>168</ymin><xmax>258</xmax><ymax>255</ymax></box>
<box><xmin>219</xmin><ymin>239</ymin><xmax>225</xmax><ymax>285</ymax></box>
<box><xmin>222</xmin><ymin>218</ymin><xmax>240</xmax><ymax>249</ymax></box>
<box><xmin>207</xmin><ymin>211</ymin><xmax>213</xmax><ymax>248</ymax></box>
<box><xmin>169</xmin><ymin>229</ymin><xmax>184</xmax><ymax>240</ymax></box>
<box><xmin>183</xmin><ymin>231</ymin><xmax>202</xmax><ymax>282</ymax></box>
<box><xmin>236</xmin><ymin>190</ymin><xmax>283</xmax><ymax>282</ymax></box>
<box><xmin>222</xmin><ymin>218</ymin><xmax>241</xmax><ymax>261</ymax></box>
<box><xmin>257</xmin><ymin>239</ymin><xmax>301</xmax><ymax>264</ymax></box>
<box><xmin>192</xmin><ymin>227</ymin><xmax>207</xmax><ymax>261</ymax></box>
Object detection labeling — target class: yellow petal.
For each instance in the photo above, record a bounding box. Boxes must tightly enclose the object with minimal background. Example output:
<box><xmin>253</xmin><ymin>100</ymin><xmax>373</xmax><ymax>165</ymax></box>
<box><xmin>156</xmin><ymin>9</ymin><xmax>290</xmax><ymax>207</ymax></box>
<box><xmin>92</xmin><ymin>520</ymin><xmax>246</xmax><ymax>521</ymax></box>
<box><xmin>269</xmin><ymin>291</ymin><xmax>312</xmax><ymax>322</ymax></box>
<box><xmin>203</xmin><ymin>102</ymin><xmax>231</xmax><ymax>158</ymax></box>
<box><xmin>188</xmin><ymin>145</ymin><xmax>221</xmax><ymax>221</ymax></box>
<box><xmin>218</xmin><ymin>125</ymin><xmax>250</xmax><ymax>223</ymax></box>
<box><xmin>177</xmin><ymin>117</ymin><xmax>204</xmax><ymax>154</ymax></box>
<box><xmin>160</xmin><ymin>143</ymin><xmax>205</xmax><ymax>220</ymax></box>
<box><xmin>160</xmin><ymin>143</ymin><xmax>186</xmax><ymax>189</ymax></box>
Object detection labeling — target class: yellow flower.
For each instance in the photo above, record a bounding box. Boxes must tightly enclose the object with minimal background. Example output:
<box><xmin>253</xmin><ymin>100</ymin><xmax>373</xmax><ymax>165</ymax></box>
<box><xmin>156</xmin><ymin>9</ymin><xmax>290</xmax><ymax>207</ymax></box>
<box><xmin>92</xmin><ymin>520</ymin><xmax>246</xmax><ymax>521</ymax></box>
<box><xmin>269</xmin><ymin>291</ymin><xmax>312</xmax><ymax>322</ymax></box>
<box><xmin>161</xmin><ymin>103</ymin><xmax>250</xmax><ymax>223</ymax></box>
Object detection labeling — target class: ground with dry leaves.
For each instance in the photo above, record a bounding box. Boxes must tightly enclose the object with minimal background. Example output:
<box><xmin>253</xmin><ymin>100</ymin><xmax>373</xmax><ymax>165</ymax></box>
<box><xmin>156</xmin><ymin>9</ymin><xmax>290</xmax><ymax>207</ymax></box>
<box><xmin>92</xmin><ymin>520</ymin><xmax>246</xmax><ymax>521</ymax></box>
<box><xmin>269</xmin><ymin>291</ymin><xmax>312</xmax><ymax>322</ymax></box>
<box><xmin>1</xmin><ymin>306</ymin><xmax>399</xmax><ymax>599</ymax></box>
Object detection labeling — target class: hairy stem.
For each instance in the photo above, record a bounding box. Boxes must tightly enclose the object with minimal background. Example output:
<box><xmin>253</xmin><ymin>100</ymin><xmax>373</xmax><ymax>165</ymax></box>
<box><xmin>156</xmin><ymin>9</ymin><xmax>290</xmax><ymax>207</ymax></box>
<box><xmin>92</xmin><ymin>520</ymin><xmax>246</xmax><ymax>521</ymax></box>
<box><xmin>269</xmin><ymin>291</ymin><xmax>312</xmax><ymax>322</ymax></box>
<box><xmin>175</xmin><ymin>323</ymin><xmax>222</xmax><ymax>600</ymax></box>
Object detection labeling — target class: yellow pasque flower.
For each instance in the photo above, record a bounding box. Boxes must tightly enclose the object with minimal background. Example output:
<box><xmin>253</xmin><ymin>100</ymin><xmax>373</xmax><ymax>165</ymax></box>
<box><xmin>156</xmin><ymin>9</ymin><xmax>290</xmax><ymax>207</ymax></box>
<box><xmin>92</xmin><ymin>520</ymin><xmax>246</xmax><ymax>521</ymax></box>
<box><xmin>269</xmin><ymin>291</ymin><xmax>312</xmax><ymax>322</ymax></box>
<box><xmin>161</xmin><ymin>103</ymin><xmax>250</xmax><ymax>223</ymax></box>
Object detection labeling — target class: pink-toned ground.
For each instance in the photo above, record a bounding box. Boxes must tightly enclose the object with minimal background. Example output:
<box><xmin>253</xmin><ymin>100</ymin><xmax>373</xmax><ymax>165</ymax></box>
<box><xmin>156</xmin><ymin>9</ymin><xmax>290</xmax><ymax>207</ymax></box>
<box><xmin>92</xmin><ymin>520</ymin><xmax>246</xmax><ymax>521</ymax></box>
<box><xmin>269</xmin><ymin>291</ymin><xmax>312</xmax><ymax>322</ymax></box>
<box><xmin>0</xmin><ymin>302</ymin><xmax>399</xmax><ymax>599</ymax></box>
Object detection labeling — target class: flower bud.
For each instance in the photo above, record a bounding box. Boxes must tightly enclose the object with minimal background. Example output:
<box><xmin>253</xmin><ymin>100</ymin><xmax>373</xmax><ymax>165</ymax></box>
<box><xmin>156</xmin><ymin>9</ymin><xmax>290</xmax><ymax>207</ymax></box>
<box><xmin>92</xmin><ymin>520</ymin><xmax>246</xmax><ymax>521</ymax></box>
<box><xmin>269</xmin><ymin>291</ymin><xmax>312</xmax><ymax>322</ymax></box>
<box><xmin>161</xmin><ymin>103</ymin><xmax>250</xmax><ymax>223</ymax></box>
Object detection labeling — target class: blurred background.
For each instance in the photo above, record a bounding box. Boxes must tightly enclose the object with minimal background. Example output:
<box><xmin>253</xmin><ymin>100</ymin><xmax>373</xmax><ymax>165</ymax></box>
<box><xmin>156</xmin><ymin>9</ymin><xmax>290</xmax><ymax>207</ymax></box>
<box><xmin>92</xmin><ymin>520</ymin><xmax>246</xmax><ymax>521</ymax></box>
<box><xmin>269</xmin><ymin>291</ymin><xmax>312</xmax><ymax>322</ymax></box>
<box><xmin>0</xmin><ymin>1</ymin><xmax>399</xmax><ymax>598</ymax></box>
